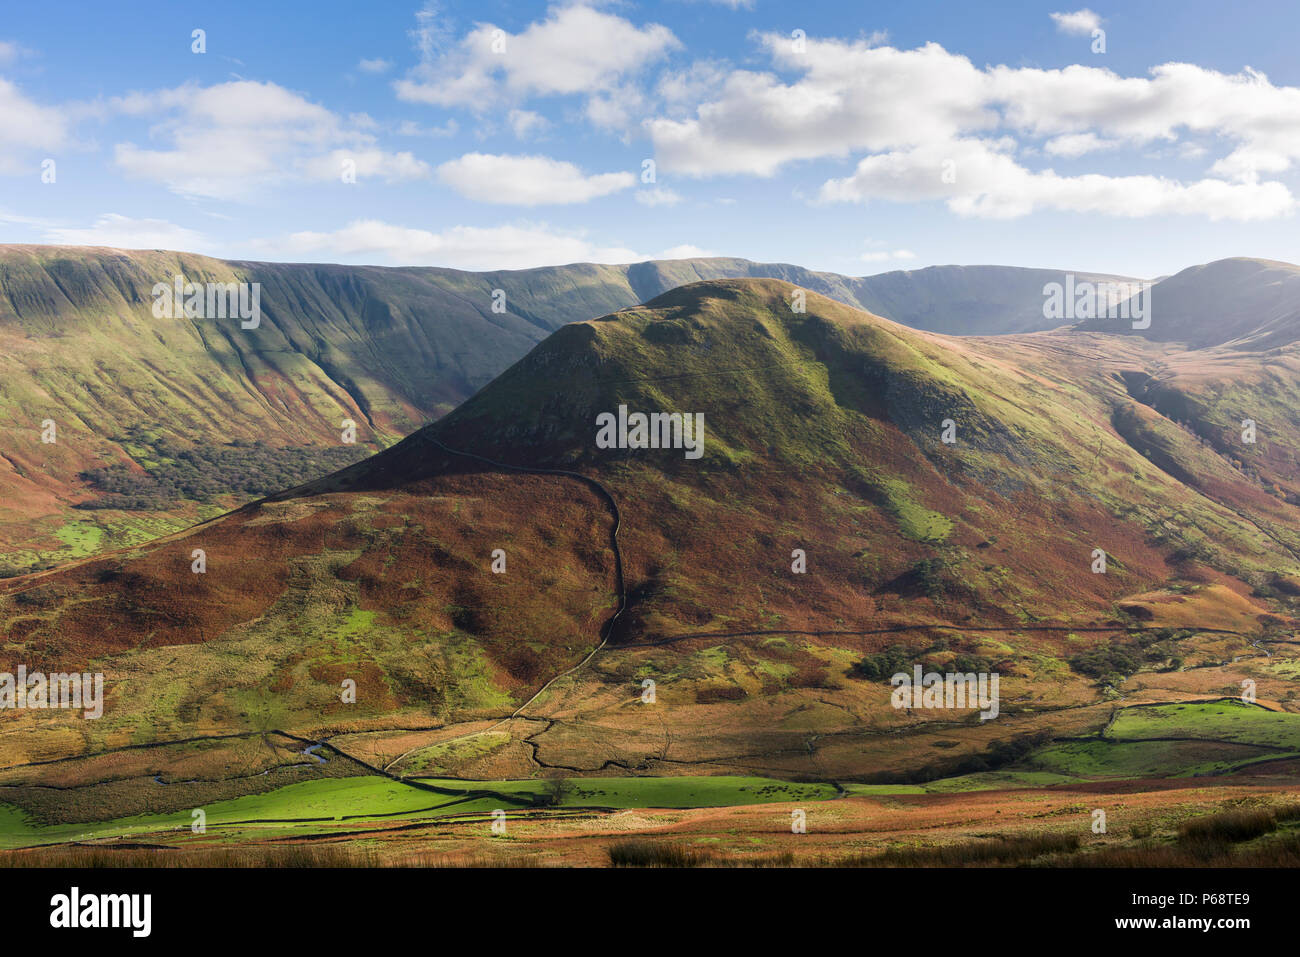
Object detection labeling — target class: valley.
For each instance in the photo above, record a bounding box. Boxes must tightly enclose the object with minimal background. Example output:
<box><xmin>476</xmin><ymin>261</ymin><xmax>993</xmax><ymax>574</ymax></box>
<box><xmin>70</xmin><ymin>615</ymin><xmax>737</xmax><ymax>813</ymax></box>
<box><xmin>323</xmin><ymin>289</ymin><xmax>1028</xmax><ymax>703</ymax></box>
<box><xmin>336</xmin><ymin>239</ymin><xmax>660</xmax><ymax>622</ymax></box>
<box><xmin>0</xmin><ymin>245</ymin><xmax>1137</xmax><ymax>575</ymax></box>
<box><xmin>2</xmin><ymin>272</ymin><xmax>1300</xmax><ymax>865</ymax></box>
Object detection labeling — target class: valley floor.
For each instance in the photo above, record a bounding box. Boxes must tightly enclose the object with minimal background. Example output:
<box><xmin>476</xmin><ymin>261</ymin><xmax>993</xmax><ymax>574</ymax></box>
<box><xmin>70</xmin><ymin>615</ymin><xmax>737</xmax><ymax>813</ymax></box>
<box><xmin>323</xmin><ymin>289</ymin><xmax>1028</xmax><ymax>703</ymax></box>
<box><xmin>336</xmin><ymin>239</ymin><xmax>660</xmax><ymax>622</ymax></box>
<box><xmin>6</xmin><ymin>697</ymin><xmax>1300</xmax><ymax>867</ymax></box>
<box><xmin>6</xmin><ymin>772</ymin><xmax>1300</xmax><ymax>868</ymax></box>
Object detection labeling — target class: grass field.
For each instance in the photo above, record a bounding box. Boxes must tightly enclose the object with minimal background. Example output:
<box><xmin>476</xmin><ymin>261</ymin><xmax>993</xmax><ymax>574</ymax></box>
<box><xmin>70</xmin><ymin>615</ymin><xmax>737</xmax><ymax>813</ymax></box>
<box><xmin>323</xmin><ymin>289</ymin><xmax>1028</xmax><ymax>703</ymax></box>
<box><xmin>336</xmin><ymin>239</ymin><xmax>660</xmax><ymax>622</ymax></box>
<box><xmin>1107</xmin><ymin>700</ymin><xmax>1300</xmax><ymax>749</ymax></box>
<box><xmin>1019</xmin><ymin>700</ymin><xmax>1300</xmax><ymax>779</ymax></box>
<box><xmin>0</xmin><ymin>775</ymin><xmax>845</xmax><ymax>849</ymax></box>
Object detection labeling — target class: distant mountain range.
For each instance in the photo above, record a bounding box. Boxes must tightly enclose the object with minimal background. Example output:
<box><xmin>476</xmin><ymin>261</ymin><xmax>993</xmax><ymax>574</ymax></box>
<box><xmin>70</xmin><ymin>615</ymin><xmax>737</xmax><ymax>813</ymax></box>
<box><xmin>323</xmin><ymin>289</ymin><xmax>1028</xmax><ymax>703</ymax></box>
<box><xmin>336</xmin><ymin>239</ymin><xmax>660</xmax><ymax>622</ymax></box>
<box><xmin>1075</xmin><ymin>257</ymin><xmax>1300</xmax><ymax>350</ymax></box>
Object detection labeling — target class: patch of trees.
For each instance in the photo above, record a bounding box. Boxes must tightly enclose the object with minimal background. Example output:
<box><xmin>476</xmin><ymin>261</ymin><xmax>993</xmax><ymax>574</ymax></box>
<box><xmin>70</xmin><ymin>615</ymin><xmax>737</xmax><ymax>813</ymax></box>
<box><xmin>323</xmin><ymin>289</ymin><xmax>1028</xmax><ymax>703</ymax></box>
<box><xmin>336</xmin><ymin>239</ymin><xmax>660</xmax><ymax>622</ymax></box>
<box><xmin>849</xmin><ymin>645</ymin><xmax>918</xmax><ymax>681</ymax></box>
<box><xmin>76</xmin><ymin>437</ymin><xmax>369</xmax><ymax>510</ymax></box>
<box><xmin>1068</xmin><ymin>628</ymin><xmax>1194</xmax><ymax>682</ymax></box>
<box><xmin>1068</xmin><ymin>646</ymin><xmax>1141</xmax><ymax>681</ymax></box>
<box><xmin>848</xmin><ymin>636</ymin><xmax>993</xmax><ymax>681</ymax></box>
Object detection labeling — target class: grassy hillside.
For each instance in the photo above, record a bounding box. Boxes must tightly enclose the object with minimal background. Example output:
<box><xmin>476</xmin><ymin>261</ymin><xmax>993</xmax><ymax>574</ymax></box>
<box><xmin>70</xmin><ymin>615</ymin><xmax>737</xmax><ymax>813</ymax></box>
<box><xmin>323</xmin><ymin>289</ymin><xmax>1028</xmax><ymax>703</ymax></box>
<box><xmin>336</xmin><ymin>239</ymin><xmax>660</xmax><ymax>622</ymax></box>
<box><xmin>2</xmin><ymin>278</ymin><xmax>1299</xmax><ymax>842</ymax></box>
<box><xmin>0</xmin><ymin>245</ymin><xmax>1135</xmax><ymax>572</ymax></box>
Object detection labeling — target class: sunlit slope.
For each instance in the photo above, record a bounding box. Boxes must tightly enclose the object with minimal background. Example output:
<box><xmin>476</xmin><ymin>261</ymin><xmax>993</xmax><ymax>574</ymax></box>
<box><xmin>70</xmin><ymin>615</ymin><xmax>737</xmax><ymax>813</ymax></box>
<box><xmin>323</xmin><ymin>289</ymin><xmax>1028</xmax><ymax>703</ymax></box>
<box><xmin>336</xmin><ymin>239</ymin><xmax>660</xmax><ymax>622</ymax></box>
<box><xmin>0</xmin><ymin>245</ymin><xmax>1133</xmax><ymax>571</ymax></box>
<box><xmin>3</xmin><ymin>279</ymin><xmax>1297</xmax><ymax>781</ymax></box>
<box><xmin>363</xmin><ymin>279</ymin><xmax>1300</xmax><ymax>626</ymax></box>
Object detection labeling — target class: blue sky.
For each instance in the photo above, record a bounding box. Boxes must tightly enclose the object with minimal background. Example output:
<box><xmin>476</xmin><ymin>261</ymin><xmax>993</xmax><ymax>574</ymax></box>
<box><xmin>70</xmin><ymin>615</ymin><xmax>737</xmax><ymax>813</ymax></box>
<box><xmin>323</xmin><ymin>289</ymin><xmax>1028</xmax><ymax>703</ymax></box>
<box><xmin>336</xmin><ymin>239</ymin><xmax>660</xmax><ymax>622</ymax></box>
<box><xmin>3</xmin><ymin>0</ymin><xmax>1300</xmax><ymax>277</ymax></box>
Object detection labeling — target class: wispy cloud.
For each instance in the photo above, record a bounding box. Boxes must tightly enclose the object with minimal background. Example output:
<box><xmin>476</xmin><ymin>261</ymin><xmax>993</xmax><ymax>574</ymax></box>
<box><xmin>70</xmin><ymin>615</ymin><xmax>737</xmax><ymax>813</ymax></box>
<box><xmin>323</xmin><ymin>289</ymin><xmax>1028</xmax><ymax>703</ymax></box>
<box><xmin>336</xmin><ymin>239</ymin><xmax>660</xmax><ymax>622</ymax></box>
<box><xmin>41</xmin><ymin>214</ymin><xmax>208</xmax><ymax>251</ymax></box>
<box><xmin>1050</xmin><ymin>9</ymin><xmax>1104</xmax><ymax>36</ymax></box>
<box><xmin>437</xmin><ymin>153</ymin><xmax>634</xmax><ymax>205</ymax></box>
<box><xmin>111</xmin><ymin>81</ymin><xmax>429</xmax><ymax>200</ymax></box>
<box><xmin>255</xmin><ymin>219</ymin><xmax>652</xmax><ymax>269</ymax></box>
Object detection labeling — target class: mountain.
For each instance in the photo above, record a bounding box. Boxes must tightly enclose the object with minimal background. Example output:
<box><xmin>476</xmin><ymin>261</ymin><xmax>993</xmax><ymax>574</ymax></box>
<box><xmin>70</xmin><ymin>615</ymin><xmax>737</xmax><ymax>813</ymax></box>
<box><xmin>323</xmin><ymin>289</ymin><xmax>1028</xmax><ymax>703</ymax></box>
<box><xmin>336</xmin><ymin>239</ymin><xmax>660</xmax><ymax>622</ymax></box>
<box><xmin>1074</xmin><ymin>257</ymin><xmax>1300</xmax><ymax>349</ymax></box>
<box><xmin>3</xmin><ymin>279</ymin><xmax>1297</xmax><ymax>819</ymax></box>
<box><xmin>625</xmin><ymin>258</ymin><xmax>1136</xmax><ymax>335</ymax></box>
<box><xmin>0</xmin><ymin>244</ymin><xmax>1134</xmax><ymax>573</ymax></box>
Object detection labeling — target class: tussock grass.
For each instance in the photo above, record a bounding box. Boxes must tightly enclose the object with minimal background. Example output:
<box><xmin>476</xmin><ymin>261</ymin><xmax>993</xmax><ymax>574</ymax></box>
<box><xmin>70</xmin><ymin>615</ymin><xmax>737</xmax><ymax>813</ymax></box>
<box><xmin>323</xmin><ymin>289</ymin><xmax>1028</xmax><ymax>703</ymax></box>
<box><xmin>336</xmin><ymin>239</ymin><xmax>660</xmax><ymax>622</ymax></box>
<box><xmin>1063</xmin><ymin>835</ymin><xmax>1300</xmax><ymax>868</ymax></box>
<box><xmin>608</xmin><ymin>840</ymin><xmax>715</xmax><ymax>867</ymax></box>
<box><xmin>0</xmin><ymin>843</ymin><xmax>379</xmax><ymax>868</ymax></box>
<box><xmin>843</xmin><ymin>833</ymin><xmax>1080</xmax><ymax>867</ymax></box>
<box><xmin>606</xmin><ymin>839</ymin><xmax>795</xmax><ymax>868</ymax></box>
<box><xmin>1179</xmin><ymin>808</ymin><xmax>1276</xmax><ymax>843</ymax></box>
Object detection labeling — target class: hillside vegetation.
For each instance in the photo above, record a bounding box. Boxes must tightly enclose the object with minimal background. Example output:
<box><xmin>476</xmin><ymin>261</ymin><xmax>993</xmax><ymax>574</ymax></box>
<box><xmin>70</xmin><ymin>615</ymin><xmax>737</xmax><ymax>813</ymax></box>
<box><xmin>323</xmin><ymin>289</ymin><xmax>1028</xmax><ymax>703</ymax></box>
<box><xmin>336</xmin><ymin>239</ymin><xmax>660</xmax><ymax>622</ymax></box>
<box><xmin>2</xmin><ymin>279</ymin><xmax>1298</xmax><ymax>825</ymax></box>
<box><xmin>0</xmin><ymin>245</ymin><xmax>1132</xmax><ymax>572</ymax></box>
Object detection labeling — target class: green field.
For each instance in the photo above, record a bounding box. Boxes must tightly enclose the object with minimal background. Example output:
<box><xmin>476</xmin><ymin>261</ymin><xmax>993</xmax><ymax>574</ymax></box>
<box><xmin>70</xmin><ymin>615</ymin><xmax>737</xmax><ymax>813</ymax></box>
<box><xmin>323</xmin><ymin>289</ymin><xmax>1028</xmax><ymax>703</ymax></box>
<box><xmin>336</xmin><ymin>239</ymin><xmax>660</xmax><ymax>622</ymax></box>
<box><xmin>0</xmin><ymin>775</ymin><xmax>846</xmax><ymax>849</ymax></box>
<box><xmin>1019</xmin><ymin>700</ymin><xmax>1300</xmax><ymax>779</ymax></box>
<box><xmin>1107</xmin><ymin>700</ymin><xmax>1300</xmax><ymax>749</ymax></box>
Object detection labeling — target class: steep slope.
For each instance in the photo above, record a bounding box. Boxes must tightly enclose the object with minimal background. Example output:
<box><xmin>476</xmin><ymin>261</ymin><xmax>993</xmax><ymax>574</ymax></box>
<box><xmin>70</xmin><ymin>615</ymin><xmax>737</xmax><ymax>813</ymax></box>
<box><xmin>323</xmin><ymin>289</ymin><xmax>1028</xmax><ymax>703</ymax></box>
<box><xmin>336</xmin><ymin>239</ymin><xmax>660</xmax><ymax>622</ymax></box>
<box><xmin>2</xmin><ymin>279</ymin><xmax>1297</xmax><ymax>798</ymax></box>
<box><xmin>1074</xmin><ymin>257</ymin><xmax>1300</xmax><ymax>349</ymax></box>
<box><xmin>0</xmin><ymin>244</ymin><xmax>1136</xmax><ymax>573</ymax></box>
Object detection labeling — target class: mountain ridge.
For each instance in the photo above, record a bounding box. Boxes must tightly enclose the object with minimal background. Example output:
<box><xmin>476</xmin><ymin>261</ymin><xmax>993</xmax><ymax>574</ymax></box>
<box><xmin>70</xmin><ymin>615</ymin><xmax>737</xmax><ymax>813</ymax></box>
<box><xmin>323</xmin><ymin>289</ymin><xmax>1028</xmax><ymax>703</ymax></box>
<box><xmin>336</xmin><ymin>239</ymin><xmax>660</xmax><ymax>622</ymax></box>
<box><xmin>1073</xmin><ymin>257</ymin><xmax>1300</xmax><ymax>349</ymax></box>
<box><xmin>2</xmin><ymin>245</ymin><xmax>1296</xmax><ymax>578</ymax></box>
<box><xmin>0</xmin><ymin>244</ymin><xmax>1137</xmax><ymax>572</ymax></box>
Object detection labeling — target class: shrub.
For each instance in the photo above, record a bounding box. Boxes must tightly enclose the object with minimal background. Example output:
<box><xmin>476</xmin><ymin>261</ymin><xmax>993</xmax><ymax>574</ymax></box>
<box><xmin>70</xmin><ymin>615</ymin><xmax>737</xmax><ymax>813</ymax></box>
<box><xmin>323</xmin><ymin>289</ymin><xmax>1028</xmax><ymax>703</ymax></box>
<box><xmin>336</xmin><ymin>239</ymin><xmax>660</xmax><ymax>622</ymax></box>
<box><xmin>1068</xmin><ymin>646</ymin><xmax>1141</xmax><ymax>681</ymax></box>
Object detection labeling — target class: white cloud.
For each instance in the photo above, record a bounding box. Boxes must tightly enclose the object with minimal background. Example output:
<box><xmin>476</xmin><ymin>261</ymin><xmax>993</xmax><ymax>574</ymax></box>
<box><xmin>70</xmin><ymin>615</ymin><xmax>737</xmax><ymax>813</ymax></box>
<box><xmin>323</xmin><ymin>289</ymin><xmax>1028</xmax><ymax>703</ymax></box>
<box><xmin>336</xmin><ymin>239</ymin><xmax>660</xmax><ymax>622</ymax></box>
<box><xmin>41</xmin><ymin>214</ymin><xmax>208</xmax><ymax>251</ymax></box>
<box><xmin>507</xmin><ymin>109</ymin><xmax>549</xmax><ymax>139</ymax></box>
<box><xmin>358</xmin><ymin>58</ymin><xmax>392</xmax><ymax>74</ymax></box>
<box><xmin>395</xmin><ymin>3</ymin><xmax>678</xmax><ymax>126</ymax></box>
<box><xmin>646</xmin><ymin>33</ymin><xmax>1300</xmax><ymax>220</ymax></box>
<box><xmin>648</xmin><ymin>38</ymin><xmax>991</xmax><ymax>177</ymax></box>
<box><xmin>820</xmin><ymin>137</ymin><xmax>1292</xmax><ymax>220</ymax></box>
<box><xmin>300</xmin><ymin>148</ymin><xmax>431</xmax><ymax>182</ymax></box>
<box><xmin>656</xmin><ymin>61</ymin><xmax>729</xmax><ymax>115</ymax></box>
<box><xmin>636</xmin><ymin>187</ymin><xmax>683</xmax><ymax>207</ymax></box>
<box><xmin>251</xmin><ymin>218</ymin><xmax>713</xmax><ymax>269</ymax></box>
<box><xmin>656</xmin><ymin>243</ymin><xmax>716</xmax><ymax>258</ymax></box>
<box><xmin>0</xmin><ymin>78</ymin><xmax>71</xmax><ymax>174</ymax></box>
<box><xmin>437</xmin><ymin>153</ymin><xmax>634</xmax><ymax>205</ymax></box>
<box><xmin>258</xmin><ymin>219</ymin><xmax>646</xmax><ymax>270</ymax></box>
<box><xmin>584</xmin><ymin>83</ymin><xmax>649</xmax><ymax>133</ymax></box>
<box><xmin>861</xmin><ymin>248</ymin><xmax>916</xmax><ymax>262</ymax></box>
<box><xmin>0</xmin><ymin>208</ymin><xmax>57</xmax><ymax>228</ymax></box>
<box><xmin>1043</xmin><ymin>131</ymin><xmax>1117</xmax><ymax>157</ymax></box>
<box><xmin>1050</xmin><ymin>9</ymin><xmax>1103</xmax><ymax>36</ymax></box>
<box><xmin>690</xmin><ymin>0</ymin><xmax>754</xmax><ymax>8</ymax></box>
<box><xmin>398</xmin><ymin>118</ymin><xmax>459</xmax><ymax>137</ymax></box>
<box><xmin>111</xmin><ymin>81</ymin><xmax>429</xmax><ymax>199</ymax></box>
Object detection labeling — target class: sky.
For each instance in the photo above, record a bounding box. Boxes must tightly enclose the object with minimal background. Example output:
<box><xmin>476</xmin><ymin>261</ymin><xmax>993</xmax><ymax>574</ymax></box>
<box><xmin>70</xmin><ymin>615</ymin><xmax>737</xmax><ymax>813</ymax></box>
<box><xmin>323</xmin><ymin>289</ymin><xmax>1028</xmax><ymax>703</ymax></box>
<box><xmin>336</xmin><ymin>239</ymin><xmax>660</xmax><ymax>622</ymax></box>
<box><xmin>3</xmin><ymin>0</ymin><xmax>1300</xmax><ymax>277</ymax></box>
